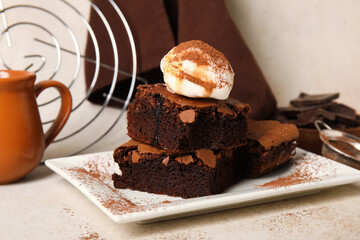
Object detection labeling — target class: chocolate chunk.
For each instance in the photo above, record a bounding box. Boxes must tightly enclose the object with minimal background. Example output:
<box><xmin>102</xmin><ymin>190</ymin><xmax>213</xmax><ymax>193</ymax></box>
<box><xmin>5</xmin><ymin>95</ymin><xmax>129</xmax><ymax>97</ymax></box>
<box><xmin>297</xmin><ymin>108</ymin><xmax>336</xmax><ymax>122</ymax></box>
<box><xmin>161</xmin><ymin>157</ymin><xmax>170</xmax><ymax>166</ymax></box>
<box><xmin>290</xmin><ymin>92</ymin><xmax>339</xmax><ymax>107</ymax></box>
<box><xmin>335</xmin><ymin>114</ymin><xmax>360</xmax><ymax>126</ymax></box>
<box><xmin>195</xmin><ymin>149</ymin><xmax>216</xmax><ymax>168</ymax></box>
<box><xmin>131</xmin><ymin>151</ymin><xmax>140</xmax><ymax>163</ymax></box>
<box><xmin>325</xmin><ymin>103</ymin><xmax>357</xmax><ymax>119</ymax></box>
<box><xmin>275</xmin><ymin>92</ymin><xmax>359</xmax><ymax>129</ymax></box>
<box><xmin>178</xmin><ymin>109</ymin><xmax>196</xmax><ymax>123</ymax></box>
<box><xmin>137</xmin><ymin>142</ymin><xmax>164</xmax><ymax>154</ymax></box>
<box><xmin>175</xmin><ymin>155</ymin><xmax>194</xmax><ymax>165</ymax></box>
<box><xmin>278</xmin><ymin>108</ymin><xmax>336</xmax><ymax>128</ymax></box>
<box><xmin>278</xmin><ymin>103</ymin><xmax>333</xmax><ymax>117</ymax></box>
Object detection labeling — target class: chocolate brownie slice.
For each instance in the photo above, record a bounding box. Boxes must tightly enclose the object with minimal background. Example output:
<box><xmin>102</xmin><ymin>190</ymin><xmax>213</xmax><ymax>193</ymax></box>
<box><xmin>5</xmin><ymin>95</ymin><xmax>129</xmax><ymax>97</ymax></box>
<box><xmin>127</xmin><ymin>84</ymin><xmax>250</xmax><ymax>152</ymax></box>
<box><xmin>238</xmin><ymin>120</ymin><xmax>299</xmax><ymax>178</ymax></box>
<box><xmin>113</xmin><ymin>140</ymin><xmax>238</xmax><ymax>198</ymax></box>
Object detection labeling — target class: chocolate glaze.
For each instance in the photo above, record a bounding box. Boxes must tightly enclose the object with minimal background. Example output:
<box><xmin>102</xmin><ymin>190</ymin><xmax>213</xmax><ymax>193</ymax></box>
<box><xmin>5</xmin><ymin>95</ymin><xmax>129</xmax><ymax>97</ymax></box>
<box><xmin>247</xmin><ymin>120</ymin><xmax>299</xmax><ymax>150</ymax></box>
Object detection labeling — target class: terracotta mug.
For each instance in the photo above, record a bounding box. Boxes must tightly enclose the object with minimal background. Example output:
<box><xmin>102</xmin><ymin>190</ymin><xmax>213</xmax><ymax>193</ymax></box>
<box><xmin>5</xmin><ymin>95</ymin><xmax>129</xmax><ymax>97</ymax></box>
<box><xmin>0</xmin><ymin>70</ymin><xmax>72</xmax><ymax>184</ymax></box>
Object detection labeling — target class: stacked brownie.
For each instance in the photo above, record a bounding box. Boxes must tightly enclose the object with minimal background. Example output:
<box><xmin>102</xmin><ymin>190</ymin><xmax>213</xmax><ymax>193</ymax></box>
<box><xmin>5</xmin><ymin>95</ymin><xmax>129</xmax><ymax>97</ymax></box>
<box><xmin>113</xmin><ymin>84</ymin><xmax>251</xmax><ymax>198</ymax></box>
<box><xmin>112</xmin><ymin>40</ymin><xmax>300</xmax><ymax>198</ymax></box>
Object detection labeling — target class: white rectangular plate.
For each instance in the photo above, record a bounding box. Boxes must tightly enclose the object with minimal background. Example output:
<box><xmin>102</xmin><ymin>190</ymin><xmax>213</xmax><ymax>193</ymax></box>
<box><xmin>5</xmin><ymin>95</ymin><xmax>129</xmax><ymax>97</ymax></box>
<box><xmin>45</xmin><ymin>148</ymin><xmax>360</xmax><ymax>224</ymax></box>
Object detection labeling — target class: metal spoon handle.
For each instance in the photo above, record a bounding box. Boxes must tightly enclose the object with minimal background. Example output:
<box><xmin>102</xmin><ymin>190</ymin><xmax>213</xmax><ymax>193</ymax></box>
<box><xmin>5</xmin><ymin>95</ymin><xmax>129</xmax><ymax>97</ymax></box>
<box><xmin>314</xmin><ymin>120</ymin><xmax>332</xmax><ymax>133</ymax></box>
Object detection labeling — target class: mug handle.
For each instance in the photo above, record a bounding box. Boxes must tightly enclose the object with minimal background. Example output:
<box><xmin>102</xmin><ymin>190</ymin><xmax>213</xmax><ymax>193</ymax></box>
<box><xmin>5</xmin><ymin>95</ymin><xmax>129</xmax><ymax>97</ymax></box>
<box><xmin>34</xmin><ymin>80</ymin><xmax>72</xmax><ymax>149</ymax></box>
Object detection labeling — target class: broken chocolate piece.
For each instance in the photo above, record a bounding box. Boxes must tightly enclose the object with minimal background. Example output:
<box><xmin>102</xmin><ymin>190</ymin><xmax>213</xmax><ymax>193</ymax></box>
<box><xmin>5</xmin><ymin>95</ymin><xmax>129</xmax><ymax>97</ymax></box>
<box><xmin>131</xmin><ymin>151</ymin><xmax>141</xmax><ymax>163</ymax></box>
<box><xmin>278</xmin><ymin>103</ymin><xmax>333</xmax><ymax>118</ymax></box>
<box><xmin>275</xmin><ymin>92</ymin><xmax>359</xmax><ymax>129</ymax></box>
<box><xmin>195</xmin><ymin>149</ymin><xmax>217</xmax><ymax>168</ymax></box>
<box><xmin>178</xmin><ymin>109</ymin><xmax>196</xmax><ymax>123</ymax></box>
<box><xmin>162</xmin><ymin>156</ymin><xmax>170</xmax><ymax>166</ymax></box>
<box><xmin>325</xmin><ymin>103</ymin><xmax>357</xmax><ymax>119</ymax></box>
<box><xmin>175</xmin><ymin>155</ymin><xmax>194</xmax><ymax>165</ymax></box>
<box><xmin>290</xmin><ymin>92</ymin><xmax>339</xmax><ymax>107</ymax></box>
<box><xmin>335</xmin><ymin>114</ymin><xmax>360</xmax><ymax>126</ymax></box>
<box><xmin>297</xmin><ymin>108</ymin><xmax>336</xmax><ymax>123</ymax></box>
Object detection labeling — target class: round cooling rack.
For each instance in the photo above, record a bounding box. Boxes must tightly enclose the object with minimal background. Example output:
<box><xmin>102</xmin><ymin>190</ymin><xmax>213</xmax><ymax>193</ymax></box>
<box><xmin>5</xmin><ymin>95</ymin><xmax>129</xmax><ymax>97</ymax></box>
<box><xmin>0</xmin><ymin>0</ymin><xmax>142</xmax><ymax>158</ymax></box>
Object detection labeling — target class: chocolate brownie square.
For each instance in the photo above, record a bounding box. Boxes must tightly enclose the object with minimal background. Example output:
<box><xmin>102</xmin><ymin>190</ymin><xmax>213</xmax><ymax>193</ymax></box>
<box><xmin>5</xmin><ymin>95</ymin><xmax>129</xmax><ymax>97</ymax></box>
<box><xmin>238</xmin><ymin>120</ymin><xmax>299</xmax><ymax>178</ymax></box>
<box><xmin>127</xmin><ymin>84</ymin><xmax>250</xmax><ymax>152</ymax></box>
<box><xmin>113</xmin><ymin>140</ymin><xmax>238</xmax><ymax>198</ymax></box>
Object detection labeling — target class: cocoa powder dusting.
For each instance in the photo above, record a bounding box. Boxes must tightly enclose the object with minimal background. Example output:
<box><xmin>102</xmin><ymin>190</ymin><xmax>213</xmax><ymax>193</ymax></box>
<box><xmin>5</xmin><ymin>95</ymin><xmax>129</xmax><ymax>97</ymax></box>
<box><xmin>61</xmin><ymin>207</ymin><xmax>74</xmax><ymax>216</ymax></box>
<box><xmin>259</xmin><ymin>161</ymin><xmax>319</xmax><ymax>188</ymax></box>
<box><xmin>67</xmin><ymin>166</ymin><xmax>142</xmax><ymax>215</ymax></box>
<box><xmin>269</xmin><ymin>207</ymin><xmax>326</xmax><ymax>224</ymax></box>
<box><xmin>65</xmin><ymin>155</ymin><xmax>175</xmax><ymax>216</ymax></box>
<box><xmin>77</xmin><ymin>223</ymin><xmax>104</xmax><ymax>240</ymax></box>
<box><xmin>79</xmin><ymin>232</ymin><xmax>103</xmax><ymax>240</ymax></box>
<box><xmin>180</xmin><ymin>50</ymin><xmax>210</xmax><ymax>66</ymax></box>
<box><xmin>257</xmin><ymin>153</ymin><xmax>336</xmax><ymax>189</ymax></box>
<box><xmin>173</xmin><ymin>40</ymin><xmax>230</xmax><ymax>70</ymax></box>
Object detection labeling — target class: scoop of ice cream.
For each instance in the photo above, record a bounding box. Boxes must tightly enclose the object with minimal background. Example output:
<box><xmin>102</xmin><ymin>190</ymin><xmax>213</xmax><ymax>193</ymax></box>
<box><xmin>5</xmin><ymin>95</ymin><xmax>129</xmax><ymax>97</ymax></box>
<box><xmin>160</xmin><ymin>40</ymin><xmax>234</xmax><ymax>100</ymax></box>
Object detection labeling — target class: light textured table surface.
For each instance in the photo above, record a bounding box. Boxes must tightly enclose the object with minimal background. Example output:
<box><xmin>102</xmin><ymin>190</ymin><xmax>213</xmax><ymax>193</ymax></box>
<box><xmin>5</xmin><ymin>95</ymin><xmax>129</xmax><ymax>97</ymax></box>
<box><xmin>1</xmin><ymin>1</ymin><xmax>360</xmax><ymax>239</ymax></box>
<box><xmin>2</xmin><ymin>108</ymin><xmax>360</xmax><ymax>240</ymax></box>
<box><xmin>1</xmin><ymin>161</ymin><xmax>360</xmax><ymax>240</ymax></box>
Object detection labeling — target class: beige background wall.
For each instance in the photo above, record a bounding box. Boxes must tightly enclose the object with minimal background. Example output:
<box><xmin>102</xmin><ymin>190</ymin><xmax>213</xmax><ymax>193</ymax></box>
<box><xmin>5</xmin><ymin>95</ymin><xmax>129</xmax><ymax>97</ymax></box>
<box><xmin>1</xmin><ymin>0</ymin><xmax>359</xmax><ymax>157</ymax></box>
<box><xmin>1</xmin><ymin>0</ymin><xmax>359</xmax><ymax>111</ymax></box>
<box><xmin>226</xmin><ymin>0</ymin><xmax>360</xmax><ymax>112</ymax></box>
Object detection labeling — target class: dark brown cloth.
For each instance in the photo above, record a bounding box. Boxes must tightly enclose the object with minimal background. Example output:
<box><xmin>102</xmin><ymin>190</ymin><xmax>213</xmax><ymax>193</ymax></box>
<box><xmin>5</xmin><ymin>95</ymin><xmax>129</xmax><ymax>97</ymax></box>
<box><xmin>85</xmin><ymin>0</ymin><xmax>277</xmax><ymax>119</ymax></box>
